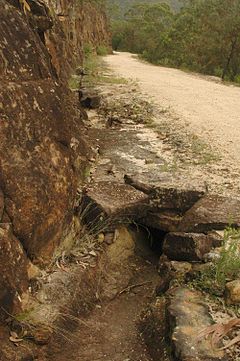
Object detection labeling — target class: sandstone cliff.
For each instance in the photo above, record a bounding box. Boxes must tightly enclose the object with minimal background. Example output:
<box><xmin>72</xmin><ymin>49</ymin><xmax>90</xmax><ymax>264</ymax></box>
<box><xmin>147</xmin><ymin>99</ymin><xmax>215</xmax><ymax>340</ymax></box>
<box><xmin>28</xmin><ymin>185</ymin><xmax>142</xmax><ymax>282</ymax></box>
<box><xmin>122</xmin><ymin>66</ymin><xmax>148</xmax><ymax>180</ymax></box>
<box><xmin>45</xmin><ymin>0</ymin><xmax>111</xmax><ymax>78</ymax></box>
<box><xmin>0</xmin><ymin>0</ymin><xmax>109</xmax><ymax>328</ymax></box>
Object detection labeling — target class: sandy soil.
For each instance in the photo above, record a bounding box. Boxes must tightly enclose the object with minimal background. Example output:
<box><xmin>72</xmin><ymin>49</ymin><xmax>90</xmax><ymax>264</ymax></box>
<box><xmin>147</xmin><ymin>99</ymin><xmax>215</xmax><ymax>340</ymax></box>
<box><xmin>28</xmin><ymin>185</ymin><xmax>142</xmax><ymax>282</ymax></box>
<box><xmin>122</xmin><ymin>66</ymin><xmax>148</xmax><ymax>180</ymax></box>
<box><xmin>104</xmin><ymin>52</ymin><xmax>240</xmax><ymax>193</ymax></box>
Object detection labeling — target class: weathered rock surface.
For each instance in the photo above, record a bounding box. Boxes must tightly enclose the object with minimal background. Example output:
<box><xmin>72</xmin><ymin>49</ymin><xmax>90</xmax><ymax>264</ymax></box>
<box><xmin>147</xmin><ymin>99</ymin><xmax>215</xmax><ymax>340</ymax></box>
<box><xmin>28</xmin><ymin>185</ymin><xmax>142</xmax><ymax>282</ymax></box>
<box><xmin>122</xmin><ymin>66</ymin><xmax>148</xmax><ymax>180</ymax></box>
<box><xmin>125</xmin><ymin>174</ymin><xmax>205</xmax><ymax>212</ymax></box>
<box><xmin>156</xmin><ymin>254</ymin><xmax>175</xmax><ymax>296</ymax></box>
<box><xmin>151</xmin><ymin>186</ymin><xmax>205</xmax><ymax>213</ymax></box>
<box><xmin>106</xmin><ymin>226</ymin><xmax>135</xmax><ymax>264</ymax></box>
<box><xmin>0</xmin><ymin>0</ymin><xmax>110</xmax><ymax>259</ymax></box>
<box><xmin>163</xmin><ymin>232</ymin><xmax>217</xmax><ymax>262</ymax></box>
<box><xmin>168</xmin><ymin>287</ymin><xmax>227</xmax><ymax>361</ymax></box>
<box><xmin>0</xmin><ymin>227</ymin><xmax>28</xmax><ymax>322</ymax></box>
<box><xmin>84</xmin><ymin>181</ymin><xmax>149</xmax><ymax>225</ymax></box>
<box><xmin>44</xmin><ymin>0</ymin><xmax>111</xmax><ymax>78</ymax></box>
<box><xmin>178</xmin><ymin>195</ymin><xmax>240</xmax><ymax>232</ymax></box>
<box><xmin>225</xmin><ymin>280</ymin><xmax>240</xmax><ymax>305</ymax></box>
<box><xmin>141</xmin><ymin>287</ymin><xmax>227</xmax><ymax>361</ymax></box>
<box><xmin>0</xmin><ymin>2</ymin><xmax>80</xmax><ymax>258</ymax></box>
<box><xmin>156</xmin><ymin>255</ymin><xmax>192</xmax><ymax>295</ymax></box>
<box><xmin>0</xmin><ymin>1</ymin><xmax>110</xmax><ymax>356</ymax></box>
<box><xmin>0</xmin><ymin>189</ymin><xmax>4</xmax><ymax>221</ymax></box>
<box><xmin>141</xmin><ymin>210</ymin><xmax>182</xmax><ymax>232</ymax></box>
<box><xmin>1</xmin><ymin>80</ymin><xmax>81</xmax><ymax>258</ymax></box>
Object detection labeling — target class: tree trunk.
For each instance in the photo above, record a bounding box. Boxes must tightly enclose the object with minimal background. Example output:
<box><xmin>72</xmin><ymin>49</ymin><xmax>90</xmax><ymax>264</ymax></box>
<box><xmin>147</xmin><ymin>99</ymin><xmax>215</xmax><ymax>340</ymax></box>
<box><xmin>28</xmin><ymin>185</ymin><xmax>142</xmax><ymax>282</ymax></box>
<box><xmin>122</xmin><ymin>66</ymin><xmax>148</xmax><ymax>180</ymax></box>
<box><xmin>222</xmin><ymin>36</ymin><xmax>238</xmax><ymax>81</ymax></box>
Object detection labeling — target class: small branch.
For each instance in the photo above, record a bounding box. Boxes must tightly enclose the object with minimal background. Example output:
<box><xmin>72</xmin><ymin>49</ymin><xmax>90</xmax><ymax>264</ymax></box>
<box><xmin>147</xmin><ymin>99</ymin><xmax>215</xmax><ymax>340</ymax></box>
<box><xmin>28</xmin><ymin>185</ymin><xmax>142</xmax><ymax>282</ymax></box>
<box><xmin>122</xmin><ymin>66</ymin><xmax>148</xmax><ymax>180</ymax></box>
<box><xmin>109</xmin><ymin>281</ymin><xmax>152</xmax><ymax>302</ymax></box>
<box><xmin>119</xmin><ymin>281</ymin><xmax>152</xmax><ymax>296</ymax></box>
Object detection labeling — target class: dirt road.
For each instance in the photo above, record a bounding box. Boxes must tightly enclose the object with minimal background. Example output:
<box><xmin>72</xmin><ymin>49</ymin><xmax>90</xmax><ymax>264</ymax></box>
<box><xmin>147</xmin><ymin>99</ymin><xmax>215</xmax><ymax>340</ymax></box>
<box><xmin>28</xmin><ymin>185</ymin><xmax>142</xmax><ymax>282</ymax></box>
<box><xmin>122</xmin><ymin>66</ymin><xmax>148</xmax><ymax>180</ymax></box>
<box><xmin>104</xmin><ymin>52</ymin><xmax>240</xmax><ymax>178</ymax></box>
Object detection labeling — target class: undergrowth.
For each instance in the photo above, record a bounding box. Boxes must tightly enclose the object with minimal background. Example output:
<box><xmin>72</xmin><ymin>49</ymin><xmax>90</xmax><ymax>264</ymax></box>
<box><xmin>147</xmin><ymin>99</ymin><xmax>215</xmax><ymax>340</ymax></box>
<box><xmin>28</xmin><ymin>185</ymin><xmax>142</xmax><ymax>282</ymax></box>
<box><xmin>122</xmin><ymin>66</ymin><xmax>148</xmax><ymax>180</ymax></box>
<box><xmin>83</xmin><ymin>46</ymin><xmax>126</xmax><ymax>86</ymax></box>
<box><xmin>96</xmin><ymin>45</ymin><xmax>109</xmax><ymax>56</ymax></box>
<box><xmin>190</xmin><ymin>227</ymin><xmax>240</xmax><ymax>296</ymax></box>
<box><xmin>68</xmin><ymin>44</ymin><xmax>125</xmax><ymax>90</ymax></box>
<box><xmin>215</xmin><ymin>227</ymin><xmax>240</xmax><ymax>285</ymax></box>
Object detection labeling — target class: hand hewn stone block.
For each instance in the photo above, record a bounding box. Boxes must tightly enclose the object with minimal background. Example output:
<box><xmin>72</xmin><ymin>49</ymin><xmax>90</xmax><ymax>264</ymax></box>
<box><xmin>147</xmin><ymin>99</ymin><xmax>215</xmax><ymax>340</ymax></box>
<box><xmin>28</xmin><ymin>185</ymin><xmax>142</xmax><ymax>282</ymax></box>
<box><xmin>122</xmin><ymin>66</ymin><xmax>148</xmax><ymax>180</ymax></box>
<box><xmin>178</xmin><ymin>195</ymin><xmax>240</xmax><ymax>232</ymax></box>
<box><xmin>163</xmin><ymin>232</ymin><xmax>216</xmax><ymax>261</ymax></box>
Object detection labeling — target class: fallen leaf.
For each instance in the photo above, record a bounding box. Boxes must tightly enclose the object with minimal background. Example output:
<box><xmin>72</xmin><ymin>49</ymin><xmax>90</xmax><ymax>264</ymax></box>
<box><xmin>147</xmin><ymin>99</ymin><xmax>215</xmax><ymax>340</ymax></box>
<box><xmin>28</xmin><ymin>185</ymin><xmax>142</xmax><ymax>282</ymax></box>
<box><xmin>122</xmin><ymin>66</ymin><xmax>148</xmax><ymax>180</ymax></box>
<box><xmin>10</xmin><ymin>331</ymin><xmax>18</xmax><ymax>338</ymax></box>
<box><xmin>9</xmin><ymin>336</ymin><xmax>23</xmax><ymax>343</ymax></box>
<box><xmin>19</xmin><ymin>0</ymin><xmax>31</xmax><ymax>14</ymax></box>
<box><xmin>97</xmin><ymin>233</ymin><xmax>105</xmax><ymax>243</ymax></box>
<box><xmin>198</xmin><ymin>318</ymin><xmax>240</xmax><ymax>350</ymax></box>
<box><xmin>89</xmin><ymin>250</ymin><xmax>97</xmax><ymax>257</ymax></box>
<box><xmin>219</xmin><ymin>334</ymin><xmax>240</xmax><ymax>350</ymax></box>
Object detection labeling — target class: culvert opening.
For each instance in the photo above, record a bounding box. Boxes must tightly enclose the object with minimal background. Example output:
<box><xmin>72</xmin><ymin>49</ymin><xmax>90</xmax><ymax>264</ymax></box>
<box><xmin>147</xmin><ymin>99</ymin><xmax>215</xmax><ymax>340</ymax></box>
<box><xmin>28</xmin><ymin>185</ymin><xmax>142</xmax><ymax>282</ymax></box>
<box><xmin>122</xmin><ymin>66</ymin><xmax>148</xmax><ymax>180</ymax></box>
<box><xmin>129</xmin><ymin>224</ymin><xmax>167</xmax><ymax>265</ymax></box>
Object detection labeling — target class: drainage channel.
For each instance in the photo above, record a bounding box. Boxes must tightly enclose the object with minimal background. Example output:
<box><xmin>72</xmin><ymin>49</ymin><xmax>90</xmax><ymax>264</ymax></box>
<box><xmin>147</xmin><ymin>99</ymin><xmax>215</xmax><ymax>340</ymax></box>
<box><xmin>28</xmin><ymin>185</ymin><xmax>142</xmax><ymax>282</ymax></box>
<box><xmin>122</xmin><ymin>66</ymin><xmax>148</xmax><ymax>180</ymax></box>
<box><xmin>47</xmin><ymin>225</ymin><xmax>168</xmax><ymax>361</ymax></box>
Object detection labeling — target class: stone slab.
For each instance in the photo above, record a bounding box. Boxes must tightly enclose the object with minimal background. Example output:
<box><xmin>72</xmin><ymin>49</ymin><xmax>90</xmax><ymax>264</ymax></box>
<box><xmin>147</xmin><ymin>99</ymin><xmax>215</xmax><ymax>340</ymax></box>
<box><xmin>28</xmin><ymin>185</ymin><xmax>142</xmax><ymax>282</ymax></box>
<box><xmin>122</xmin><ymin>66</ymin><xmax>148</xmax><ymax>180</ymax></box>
<box><xmin>163</xmin><ymin>232</ymin><xmax>218</xmax><ymax>262</ymax></box>
<box><xmin>178</xmin><ymin>195</ymin><xmax>240</xmax><ymax>232</ymax></box>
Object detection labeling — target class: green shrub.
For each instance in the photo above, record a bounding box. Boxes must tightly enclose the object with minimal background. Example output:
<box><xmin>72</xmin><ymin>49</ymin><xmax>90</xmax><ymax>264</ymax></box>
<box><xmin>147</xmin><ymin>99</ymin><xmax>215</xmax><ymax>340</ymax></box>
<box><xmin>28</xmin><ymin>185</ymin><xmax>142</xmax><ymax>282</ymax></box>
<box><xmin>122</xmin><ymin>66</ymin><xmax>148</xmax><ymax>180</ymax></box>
<box><xmin>215</xmin><ymin>227</ymin><xmax>240</xmax><ymax>285</ymax></box>
<box><xmin>96</xmin><ymin>45</ymin><xmax>109</xmax><ymax>56</ymax></box>
<box><xmin>190</xmin><ymin>227</ymin><xmax>240</xmax><ymax>296</ymax></box>
<box><xmin>109</xmin><ymin>1</ymin><xmax>240</xmax><ymax>83</ymax></box>
<box><xmin>83</xmin><ymin>43</ymin><xmax>94</xmax><ymax>57</ymax></box>
<box><xmin>233</xmin><ymin>74</ymin><xmax>240</xmax><ymax>84</ymax></box>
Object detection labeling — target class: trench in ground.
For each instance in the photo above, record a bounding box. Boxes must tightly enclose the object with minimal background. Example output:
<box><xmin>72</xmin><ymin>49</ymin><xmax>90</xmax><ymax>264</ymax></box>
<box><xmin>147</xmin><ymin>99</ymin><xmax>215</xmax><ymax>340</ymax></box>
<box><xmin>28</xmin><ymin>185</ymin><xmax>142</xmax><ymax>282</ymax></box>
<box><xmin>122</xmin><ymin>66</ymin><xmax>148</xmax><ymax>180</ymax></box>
<box><xmin>48</xmin><ymin>225</ymin><xmax>168</xmax><ymax>361</ymax></box>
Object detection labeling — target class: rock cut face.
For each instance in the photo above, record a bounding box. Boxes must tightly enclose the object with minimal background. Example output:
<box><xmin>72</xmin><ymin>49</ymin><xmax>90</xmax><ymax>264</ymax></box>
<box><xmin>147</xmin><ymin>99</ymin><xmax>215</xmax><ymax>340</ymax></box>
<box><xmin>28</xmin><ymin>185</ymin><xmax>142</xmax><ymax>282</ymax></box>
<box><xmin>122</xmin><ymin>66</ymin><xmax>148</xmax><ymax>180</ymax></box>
<box><xmin>44</xmin><ymin>0</ymin><xmax>111</xmax><ymax>79</ymax></box>
<box><xmin>0</xmin><ymin>0</ymin><xmax>86</xmax><ymax>259</ymax></box>
<box><xmin>0</xmin><ymin>227</ymin><xmax>28</xmax><ymax>321</ymax></box>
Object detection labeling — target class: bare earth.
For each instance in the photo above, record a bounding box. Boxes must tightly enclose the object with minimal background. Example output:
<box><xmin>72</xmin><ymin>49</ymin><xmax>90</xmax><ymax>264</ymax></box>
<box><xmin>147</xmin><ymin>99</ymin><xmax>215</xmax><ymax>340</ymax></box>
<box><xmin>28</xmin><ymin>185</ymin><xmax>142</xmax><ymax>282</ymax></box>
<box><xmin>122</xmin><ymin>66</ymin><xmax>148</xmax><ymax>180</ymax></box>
<box><xmin>104</xmin><ymin>52</ymin><xmax>240</xmax><ymax>197</ymax></box>
<box><xmin>51</xmin><ymin>246</ymin><xmax>161</xmax><ymax>361</ymax></box>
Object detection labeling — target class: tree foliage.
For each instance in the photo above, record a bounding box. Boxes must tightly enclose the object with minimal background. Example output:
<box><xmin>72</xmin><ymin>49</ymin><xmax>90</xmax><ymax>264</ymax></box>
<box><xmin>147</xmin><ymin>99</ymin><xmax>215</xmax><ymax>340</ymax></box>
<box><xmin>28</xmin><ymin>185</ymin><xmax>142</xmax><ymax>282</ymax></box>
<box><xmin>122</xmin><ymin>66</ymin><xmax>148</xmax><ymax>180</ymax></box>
<box><xmin>110</xmin><ymin>0</ymin><xmax>240</xmax><ymax>82</ymax></box>
<box><xmin>107</xmin><ymin>0</ymin><xmax>181</xmax><ymax>18</ymax></box>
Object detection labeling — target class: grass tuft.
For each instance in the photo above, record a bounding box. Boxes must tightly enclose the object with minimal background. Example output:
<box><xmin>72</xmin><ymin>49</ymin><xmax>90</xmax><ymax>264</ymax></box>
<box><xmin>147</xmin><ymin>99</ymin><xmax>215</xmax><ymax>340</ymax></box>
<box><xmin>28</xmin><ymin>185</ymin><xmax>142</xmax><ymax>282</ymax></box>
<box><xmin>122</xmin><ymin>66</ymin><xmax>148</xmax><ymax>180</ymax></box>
<box><xmin>190</xmin><ymin>227</ymin><xmax>240</xmax><ymax>296</ymax></box>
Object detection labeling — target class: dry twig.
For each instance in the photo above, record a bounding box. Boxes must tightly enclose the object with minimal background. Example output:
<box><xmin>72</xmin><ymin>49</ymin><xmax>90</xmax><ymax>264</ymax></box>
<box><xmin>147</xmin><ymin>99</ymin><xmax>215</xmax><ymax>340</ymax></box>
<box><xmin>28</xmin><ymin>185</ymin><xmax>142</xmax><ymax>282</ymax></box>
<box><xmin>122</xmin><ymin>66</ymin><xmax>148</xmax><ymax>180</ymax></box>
<box><xmin>119</xmin><ymin>281</ymin><xmax>152</xmax><ymax>296</ymax></box>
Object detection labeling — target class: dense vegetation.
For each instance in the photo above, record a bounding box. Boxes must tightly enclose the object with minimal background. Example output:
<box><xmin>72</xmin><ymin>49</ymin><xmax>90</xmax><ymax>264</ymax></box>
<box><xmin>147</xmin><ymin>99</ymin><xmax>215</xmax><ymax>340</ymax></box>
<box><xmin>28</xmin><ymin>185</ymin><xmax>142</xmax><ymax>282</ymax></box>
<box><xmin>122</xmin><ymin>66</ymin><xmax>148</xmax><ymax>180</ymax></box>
<box><xmin>109</xmin><ymin>0</ymin><xmax>240</xmax><ymax>82</ymax></box>
<box><xmin>107</xmin><ymin>0</ymin><xmax>181</xmax><ymax>17</ymax></box>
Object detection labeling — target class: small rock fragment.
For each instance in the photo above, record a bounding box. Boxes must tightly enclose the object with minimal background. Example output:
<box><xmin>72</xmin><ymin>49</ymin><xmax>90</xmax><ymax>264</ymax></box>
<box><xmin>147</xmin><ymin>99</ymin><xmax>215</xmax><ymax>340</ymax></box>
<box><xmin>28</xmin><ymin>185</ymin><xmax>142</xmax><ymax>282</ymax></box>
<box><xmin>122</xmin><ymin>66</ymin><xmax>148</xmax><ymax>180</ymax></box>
<box><xmin>104</xmin><ymin>232</ymin><xmax>114</xmax><ymax>245</ymax></box>
<box><xmin>97</xmin><ymin>233</ymin><xmax>105</xmax><ymax>243</ymax></box>
<box><xmin>225</xmin><ymin>280</ymin><xmax>240</xmax><ymax>305</ymax></box>
<box><xmin>32</xmin><ymin>327</ymin><xmax>51</xmax><ymax>345</ymax></box>
<box><xmin>27</xmin><ymin>262</ymin><xmax>42</xmax><ymax>280</ymax></box>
